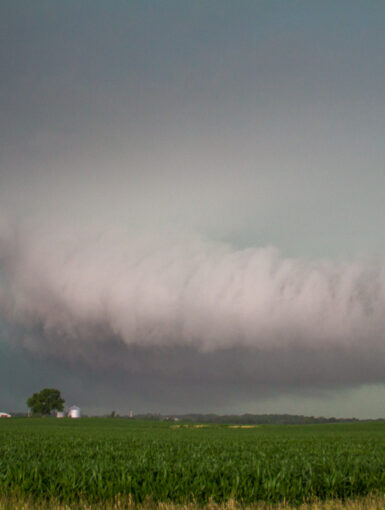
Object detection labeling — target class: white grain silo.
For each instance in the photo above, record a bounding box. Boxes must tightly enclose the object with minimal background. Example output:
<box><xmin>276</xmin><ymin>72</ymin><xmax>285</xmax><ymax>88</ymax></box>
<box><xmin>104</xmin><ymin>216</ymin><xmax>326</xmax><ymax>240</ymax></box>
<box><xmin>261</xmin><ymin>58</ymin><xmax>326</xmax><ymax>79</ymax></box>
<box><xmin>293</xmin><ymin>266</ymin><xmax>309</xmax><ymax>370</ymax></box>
<box><xmin>68</xmin><ymin>406</ymin><xmax>81</xmax><ymax>418</ymax></box>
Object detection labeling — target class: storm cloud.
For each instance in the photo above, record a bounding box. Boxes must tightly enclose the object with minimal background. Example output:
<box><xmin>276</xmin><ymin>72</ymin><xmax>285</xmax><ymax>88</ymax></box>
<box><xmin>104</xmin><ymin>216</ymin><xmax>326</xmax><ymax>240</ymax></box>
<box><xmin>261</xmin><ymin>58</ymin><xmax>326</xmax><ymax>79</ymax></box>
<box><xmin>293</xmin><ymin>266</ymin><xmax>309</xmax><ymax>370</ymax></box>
<box><xmin>1</xmin><ymin>222</ymin><xmax>384</xmax><ymax>408</ymax></box>
<box><xmin>1</xmin><ymin>1</ymin><xmax>385</xmax><ymax>415</ymax></box>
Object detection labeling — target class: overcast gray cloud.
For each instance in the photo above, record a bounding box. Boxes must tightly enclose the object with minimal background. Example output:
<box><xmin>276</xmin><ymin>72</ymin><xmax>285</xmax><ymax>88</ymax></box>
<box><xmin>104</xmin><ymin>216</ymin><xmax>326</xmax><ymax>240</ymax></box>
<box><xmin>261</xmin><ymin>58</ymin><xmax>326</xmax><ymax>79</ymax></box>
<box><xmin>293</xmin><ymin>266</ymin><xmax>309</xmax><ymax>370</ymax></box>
<box><xmin>1</xmin><ymin>1</ymin><xmax>385</xmax><ymax>415</ymax></box>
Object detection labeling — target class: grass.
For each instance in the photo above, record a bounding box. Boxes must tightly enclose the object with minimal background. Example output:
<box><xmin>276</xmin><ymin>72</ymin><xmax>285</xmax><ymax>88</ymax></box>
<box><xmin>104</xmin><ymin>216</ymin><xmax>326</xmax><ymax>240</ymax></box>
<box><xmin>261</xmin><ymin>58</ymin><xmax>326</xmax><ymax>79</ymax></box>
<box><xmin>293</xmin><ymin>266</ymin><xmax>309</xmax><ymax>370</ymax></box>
<box><xmin>1</xmin><ymin>494</ymin><xmax>385</xmax><ymax>510</ymax></box>
<box><xmin>1</xmin><ymin>419</ymin><xmax>385</xmax><ymax>506</ymax></box>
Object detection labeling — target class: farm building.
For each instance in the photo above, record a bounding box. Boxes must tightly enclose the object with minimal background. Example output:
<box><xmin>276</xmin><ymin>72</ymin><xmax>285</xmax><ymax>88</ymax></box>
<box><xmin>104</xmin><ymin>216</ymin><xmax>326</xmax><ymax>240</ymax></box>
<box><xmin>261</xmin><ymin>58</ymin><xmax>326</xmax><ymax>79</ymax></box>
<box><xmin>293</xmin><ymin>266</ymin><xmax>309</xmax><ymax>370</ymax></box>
<box><xmin>68</xmin><ymin>406</ymin><xmax>81</xmax><ymax>419</ymax></box>
<box><xmin>56</xmin><ymin>411</ymin><xmax>64</xmax><ymax>418</ymax></box>
<box><xmin>0</xmin><ymin>412</ymin><xmax>11</xmax><ymax>418</ymax></box>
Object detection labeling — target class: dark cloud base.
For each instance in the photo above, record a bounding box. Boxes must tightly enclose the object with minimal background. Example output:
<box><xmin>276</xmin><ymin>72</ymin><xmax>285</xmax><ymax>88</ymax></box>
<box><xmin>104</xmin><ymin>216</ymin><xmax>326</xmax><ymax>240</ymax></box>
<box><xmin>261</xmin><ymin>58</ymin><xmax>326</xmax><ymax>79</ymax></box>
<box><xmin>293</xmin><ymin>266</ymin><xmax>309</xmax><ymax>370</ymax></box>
<box><xmin>3</xmin><ymin>324</ymin><xmax>384</xmax><ymax>414</ymax></box>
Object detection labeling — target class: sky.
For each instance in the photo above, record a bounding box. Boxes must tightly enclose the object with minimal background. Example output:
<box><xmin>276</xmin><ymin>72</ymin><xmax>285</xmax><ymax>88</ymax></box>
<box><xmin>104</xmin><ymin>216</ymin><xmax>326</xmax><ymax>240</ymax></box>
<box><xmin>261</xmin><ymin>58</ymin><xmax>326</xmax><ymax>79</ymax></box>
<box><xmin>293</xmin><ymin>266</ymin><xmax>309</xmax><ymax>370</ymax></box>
<box><xmin>1</xmin><ymin>1</ymin><xmax>385</xmax><ymax>417</ymax></box>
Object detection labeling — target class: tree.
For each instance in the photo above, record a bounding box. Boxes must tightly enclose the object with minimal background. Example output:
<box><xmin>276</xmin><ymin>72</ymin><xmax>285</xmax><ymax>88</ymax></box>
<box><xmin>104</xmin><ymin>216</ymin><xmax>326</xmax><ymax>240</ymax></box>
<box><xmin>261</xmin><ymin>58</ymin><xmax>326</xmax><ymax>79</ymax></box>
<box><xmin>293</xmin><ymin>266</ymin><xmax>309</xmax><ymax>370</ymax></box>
<box><xmin>27</xmin><ymin>388</ymin><xmax>65</xmax><ymax>416</ymax></box>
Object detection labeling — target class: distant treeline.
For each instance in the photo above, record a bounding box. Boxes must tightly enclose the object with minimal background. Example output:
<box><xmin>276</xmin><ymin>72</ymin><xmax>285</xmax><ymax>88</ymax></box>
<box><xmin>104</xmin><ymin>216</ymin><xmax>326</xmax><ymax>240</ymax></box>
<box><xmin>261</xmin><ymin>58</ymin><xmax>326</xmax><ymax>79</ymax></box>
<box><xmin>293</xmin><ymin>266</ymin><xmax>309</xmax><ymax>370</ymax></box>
<box><xmin>132</xmin><ymin>413</ymin><xmax>384</xmax><ymax>424</ymax></box>
<box><xmin>10</xmin><ymin>412</ymin><xmax>384</xmax><ymax>424</ymax></box>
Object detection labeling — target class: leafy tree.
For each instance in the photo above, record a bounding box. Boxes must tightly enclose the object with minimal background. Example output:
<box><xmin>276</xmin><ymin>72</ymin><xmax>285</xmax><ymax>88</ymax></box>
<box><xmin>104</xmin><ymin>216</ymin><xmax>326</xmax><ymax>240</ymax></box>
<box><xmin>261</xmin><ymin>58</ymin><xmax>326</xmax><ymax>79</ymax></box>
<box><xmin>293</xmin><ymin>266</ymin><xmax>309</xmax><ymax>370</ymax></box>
<box><xmin>27</xmin><ymin>388</ymin><xmax>65</xmax><ymax>416</ymax></box>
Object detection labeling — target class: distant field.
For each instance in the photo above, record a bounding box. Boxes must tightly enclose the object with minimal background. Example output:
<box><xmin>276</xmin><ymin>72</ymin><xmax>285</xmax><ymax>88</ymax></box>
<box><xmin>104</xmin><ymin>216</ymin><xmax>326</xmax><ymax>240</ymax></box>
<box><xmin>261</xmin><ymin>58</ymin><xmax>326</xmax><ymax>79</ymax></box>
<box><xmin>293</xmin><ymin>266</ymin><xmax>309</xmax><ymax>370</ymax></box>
<box><xmin>1</xmin><ymin>419</ymin><xmax>385</xmax><ymax>507</ymax></box>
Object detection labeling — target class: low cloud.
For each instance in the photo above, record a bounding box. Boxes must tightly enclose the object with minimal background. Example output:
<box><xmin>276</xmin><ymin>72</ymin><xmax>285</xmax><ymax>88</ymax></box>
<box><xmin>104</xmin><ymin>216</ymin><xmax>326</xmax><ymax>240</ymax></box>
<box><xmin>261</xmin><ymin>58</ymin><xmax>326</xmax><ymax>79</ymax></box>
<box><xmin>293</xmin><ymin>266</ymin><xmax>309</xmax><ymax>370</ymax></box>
<box><xmin>1</xmin><ymin>221</ymin><xmax>385</xmax><ymax>409</ymax></box>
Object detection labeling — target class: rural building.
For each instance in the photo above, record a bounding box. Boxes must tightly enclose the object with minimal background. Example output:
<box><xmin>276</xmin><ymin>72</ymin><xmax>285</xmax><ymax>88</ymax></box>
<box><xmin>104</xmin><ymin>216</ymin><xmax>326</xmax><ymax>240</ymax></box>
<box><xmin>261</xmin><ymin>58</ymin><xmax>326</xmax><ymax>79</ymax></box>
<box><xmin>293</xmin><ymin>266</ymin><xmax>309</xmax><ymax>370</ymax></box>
<box><xmin>68</xmin><ymin>406</ymin><xmax>81</xmax><ymax>419</ymax></box>
<box><xmin>0</xmin><ymin>412</ymin><xmax>11</xmax><ymax>418</ymax></box>
<box><xmin>56</xmin><ymin>411</ymin><xmax>64</xmax><ymax>418</ymax></box>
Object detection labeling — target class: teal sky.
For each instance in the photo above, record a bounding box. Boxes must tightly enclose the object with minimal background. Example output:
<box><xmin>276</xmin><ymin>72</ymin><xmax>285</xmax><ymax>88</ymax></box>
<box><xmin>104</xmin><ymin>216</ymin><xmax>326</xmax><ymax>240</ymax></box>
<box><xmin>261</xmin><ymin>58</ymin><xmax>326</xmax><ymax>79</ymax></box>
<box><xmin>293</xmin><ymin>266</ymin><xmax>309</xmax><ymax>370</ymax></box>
<box><xmin>1</xmin><ymin>1</ymin><xmax>385</xmax><ymax>416</ymax></box>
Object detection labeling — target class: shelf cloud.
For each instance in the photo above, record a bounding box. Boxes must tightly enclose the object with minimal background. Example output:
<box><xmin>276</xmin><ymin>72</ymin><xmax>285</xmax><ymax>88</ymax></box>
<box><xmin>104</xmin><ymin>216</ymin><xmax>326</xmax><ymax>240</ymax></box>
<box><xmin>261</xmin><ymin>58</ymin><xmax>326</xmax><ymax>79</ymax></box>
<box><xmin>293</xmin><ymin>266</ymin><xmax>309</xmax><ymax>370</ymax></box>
<box><xmin>1</xmin><ymin>222</ymin><xmax>384</xmax><ymax>404</ymax></box>
<box><xmin>2</xmin><ymin>1</ymin><xmax>385</xmax><ymax>415</ymax></box>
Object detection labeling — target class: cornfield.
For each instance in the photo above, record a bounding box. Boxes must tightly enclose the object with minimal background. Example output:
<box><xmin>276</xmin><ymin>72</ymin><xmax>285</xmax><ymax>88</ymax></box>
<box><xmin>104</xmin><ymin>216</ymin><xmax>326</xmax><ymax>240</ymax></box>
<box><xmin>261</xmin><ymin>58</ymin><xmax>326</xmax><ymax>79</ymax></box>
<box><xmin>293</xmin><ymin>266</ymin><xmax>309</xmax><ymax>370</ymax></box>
<box><xmin>1</xmin><ymin>419</ymin><xmax>385</xmax><ymax>507</ymax></box>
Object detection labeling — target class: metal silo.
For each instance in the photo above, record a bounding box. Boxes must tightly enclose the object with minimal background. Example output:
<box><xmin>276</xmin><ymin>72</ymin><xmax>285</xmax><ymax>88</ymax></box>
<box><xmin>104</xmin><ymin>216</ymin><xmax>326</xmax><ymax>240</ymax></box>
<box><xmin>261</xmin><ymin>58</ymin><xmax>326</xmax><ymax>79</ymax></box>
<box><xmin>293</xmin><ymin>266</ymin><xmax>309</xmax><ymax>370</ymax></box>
<box><xmin>68</xmin><ymin>406</ymin><xmax>81</xmax><ymax>418</ymax></box>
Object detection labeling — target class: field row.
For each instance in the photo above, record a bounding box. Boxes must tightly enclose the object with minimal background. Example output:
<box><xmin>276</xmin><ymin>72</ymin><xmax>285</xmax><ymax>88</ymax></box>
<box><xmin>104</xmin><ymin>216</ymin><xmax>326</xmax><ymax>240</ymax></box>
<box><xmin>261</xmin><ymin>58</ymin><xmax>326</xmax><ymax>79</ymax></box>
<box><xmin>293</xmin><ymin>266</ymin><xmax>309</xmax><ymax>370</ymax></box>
<box><xmin>1</xmin><ymin>419</ymin><xmax>385</xmax><ymax>505</ymax></box>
